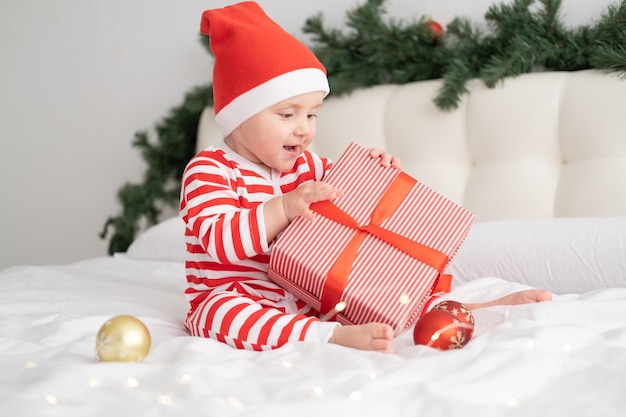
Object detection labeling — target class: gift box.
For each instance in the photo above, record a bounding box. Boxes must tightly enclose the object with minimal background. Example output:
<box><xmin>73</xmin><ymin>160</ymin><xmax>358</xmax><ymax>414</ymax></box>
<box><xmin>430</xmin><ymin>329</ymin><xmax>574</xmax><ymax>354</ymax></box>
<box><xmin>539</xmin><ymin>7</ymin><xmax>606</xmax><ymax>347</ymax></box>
<box><xmin>268</xmin><ymin>142</ymin><xmax>474</xmax><ymax>334</ymax></box>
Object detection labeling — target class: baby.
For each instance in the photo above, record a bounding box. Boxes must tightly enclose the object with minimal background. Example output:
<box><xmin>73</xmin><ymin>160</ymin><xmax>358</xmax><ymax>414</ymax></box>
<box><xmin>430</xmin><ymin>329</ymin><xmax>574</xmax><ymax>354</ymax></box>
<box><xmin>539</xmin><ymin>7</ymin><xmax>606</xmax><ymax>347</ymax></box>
<box><xmin>180</xmin><ymin>1</ymin><xmax>551</xmax><ymax>353</ymax></box>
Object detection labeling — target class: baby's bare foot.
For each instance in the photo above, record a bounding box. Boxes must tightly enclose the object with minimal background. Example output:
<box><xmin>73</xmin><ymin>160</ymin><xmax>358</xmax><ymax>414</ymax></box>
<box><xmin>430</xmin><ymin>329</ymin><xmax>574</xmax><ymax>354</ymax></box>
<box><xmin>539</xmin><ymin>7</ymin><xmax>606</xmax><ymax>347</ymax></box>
<box><xmin>329</xmin><ymin>323</ymin><xmax>394</xmax><ymax>353</ymax></box>
<box><xmin>506</xmin><ymin>289</ymin><xmax>552</xmax><ymax>304</ymax></box>
<box><xmin>465</xmin><ymin>289</ymin><xmax>552</xmax><ymax>310</ymax></box>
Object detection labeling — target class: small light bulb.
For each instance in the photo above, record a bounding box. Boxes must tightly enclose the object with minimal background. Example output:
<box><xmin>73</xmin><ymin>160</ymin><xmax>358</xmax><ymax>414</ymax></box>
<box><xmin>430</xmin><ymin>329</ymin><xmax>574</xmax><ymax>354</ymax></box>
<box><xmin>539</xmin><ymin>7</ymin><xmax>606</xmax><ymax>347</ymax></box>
<box><xmin>349</xmin><ymin>391</ymin><xmax>362</xmax><ymax>401</ymax></box>
<box><xmin>126</xmin><ymin>377</ymin><xmax>139</xmax><ymax>388</ymax></box>
<box><xmin>157</xmin><ymin>395</ymin><xmax>172</xmax><ymax>406</ymax></box>
<box><xmin>227</xmin><ymin>396</ymin><xmax>245</xmax><ymax>411</ymax></box>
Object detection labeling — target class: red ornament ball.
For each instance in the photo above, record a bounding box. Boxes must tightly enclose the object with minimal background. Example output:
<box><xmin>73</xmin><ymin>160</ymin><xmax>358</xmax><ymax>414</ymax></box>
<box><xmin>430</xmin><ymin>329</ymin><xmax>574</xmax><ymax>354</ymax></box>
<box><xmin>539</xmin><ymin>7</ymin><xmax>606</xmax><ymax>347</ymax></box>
<box><xmin>422</xmin><ymin>17</ymin><xmax>443</xmax><ymax>41</ymax></box>
<box><xmin>432</xmin><ymin>300</ymin><xmax>475</xmax><ymax>340</ymax></box>
<box><xmin>413</xmin><ymin>309</ymin><xmax>469</xmax><ymax>350</ymax></box>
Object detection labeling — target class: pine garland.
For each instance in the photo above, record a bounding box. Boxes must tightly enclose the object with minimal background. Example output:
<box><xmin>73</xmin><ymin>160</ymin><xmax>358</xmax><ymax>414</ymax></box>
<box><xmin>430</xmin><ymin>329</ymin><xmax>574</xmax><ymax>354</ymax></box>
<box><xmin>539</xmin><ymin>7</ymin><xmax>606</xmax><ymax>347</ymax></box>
<box><xmin>305</xmin><ymin>0</ymin><xmax>626</xmax><ymax>109</ymax></box>
<box><xmin>101</xmin><ymin>0</ymin><xmax>626</xmax><ymax>254</ymax></box>
<box><xmin>100</xmin><ymin>82</ymin><xmax>213</xmax><ymax>254</ymax></box>
<box><xmin>302</xmin><ymin>0</ymin><xmax>447</xmax><ymax>92</ymax></box>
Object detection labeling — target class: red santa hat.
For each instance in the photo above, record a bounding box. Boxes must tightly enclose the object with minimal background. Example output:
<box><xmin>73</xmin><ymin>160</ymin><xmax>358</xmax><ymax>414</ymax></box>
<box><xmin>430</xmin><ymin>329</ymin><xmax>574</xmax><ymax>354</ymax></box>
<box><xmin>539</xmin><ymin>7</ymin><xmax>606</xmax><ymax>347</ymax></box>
<box><xmin>200</xmin><ymin>1</ymin><xmax>330</xmax><ymax>137</ymax></box>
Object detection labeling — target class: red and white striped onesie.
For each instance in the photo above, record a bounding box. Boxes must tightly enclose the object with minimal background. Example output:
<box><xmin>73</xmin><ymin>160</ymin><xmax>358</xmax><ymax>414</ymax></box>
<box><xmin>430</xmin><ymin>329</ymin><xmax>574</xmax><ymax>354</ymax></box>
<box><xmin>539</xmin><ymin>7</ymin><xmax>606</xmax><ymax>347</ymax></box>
<box><xmin>180</xmin><ymin>141</ymin><xmax>340</xmax><ymax>350</ymax></box>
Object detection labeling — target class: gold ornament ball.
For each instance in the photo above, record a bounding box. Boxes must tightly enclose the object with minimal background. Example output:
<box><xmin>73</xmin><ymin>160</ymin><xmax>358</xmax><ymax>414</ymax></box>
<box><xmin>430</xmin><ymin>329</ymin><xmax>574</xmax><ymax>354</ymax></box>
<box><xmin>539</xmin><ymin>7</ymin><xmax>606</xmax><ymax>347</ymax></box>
<box><xmin>96</xmin><ymin>315</ymin><xmax>151</xmax><ymax>362</ymax></box>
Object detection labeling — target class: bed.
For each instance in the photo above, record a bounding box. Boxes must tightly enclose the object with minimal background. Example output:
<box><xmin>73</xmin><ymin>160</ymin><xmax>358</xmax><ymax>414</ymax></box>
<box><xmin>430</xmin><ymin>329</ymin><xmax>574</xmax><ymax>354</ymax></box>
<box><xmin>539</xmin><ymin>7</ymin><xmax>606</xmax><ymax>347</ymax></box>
<box><xmin>2</xmin><ymin>69</ymin><xmax>626</xmax><ymax>416</ymax></box>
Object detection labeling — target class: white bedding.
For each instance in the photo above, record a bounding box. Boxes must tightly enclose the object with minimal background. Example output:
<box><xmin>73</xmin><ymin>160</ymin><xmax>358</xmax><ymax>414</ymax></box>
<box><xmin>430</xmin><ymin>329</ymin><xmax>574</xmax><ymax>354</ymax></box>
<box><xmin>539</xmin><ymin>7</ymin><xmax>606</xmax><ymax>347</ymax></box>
<box><xmin>2</xmin><ymin>253</ymin><xmax>625</xmax><ymax>416</ymax></box>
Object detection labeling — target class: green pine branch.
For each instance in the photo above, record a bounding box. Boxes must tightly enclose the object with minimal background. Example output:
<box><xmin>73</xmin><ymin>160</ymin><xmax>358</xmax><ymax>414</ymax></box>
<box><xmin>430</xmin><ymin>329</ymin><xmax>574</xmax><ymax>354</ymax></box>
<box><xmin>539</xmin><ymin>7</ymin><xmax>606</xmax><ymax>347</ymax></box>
<box><xmin>303</xmin><ymin>0</ymin><xmax>446</xmax><ymax>95</ymax></box>
<box><xmin>100</xmin><ymin>83</ymin><xmax>213</xmax><ymax>254</ymax></box>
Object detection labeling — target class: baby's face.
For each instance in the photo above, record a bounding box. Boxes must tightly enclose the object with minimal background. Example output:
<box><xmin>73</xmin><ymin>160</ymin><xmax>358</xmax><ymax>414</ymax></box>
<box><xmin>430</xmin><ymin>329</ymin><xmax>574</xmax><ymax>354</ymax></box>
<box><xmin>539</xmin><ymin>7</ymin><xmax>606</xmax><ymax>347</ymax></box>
<box><xmin>226</xmin><ymin>91</ymin><xmax>325</xmax><ymax>173</ymax></box>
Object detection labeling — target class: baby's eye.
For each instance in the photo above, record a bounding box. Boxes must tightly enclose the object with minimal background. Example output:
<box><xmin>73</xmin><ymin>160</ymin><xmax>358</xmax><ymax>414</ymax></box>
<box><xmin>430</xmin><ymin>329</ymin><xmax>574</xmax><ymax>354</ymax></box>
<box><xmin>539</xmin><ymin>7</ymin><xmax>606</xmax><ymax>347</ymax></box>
<box><xmin>279</xmin><ymin>112</ymin><xmax>294</xmax><ymax>119</ymax></box>
<box><xmin>307</xmin><ymin>113</ymin><xmax>318</xmax><ymax>119</ymax></box>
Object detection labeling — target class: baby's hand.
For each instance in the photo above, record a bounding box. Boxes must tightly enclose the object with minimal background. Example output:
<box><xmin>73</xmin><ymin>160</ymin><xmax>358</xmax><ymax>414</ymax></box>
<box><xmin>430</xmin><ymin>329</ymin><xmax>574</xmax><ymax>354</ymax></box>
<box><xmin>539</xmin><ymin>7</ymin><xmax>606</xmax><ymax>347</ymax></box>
<box><xmin>369</xmin><ymin>148</ymin><xmax>401</xmax><ymax>169</ymax></box>
<box><xmin>282</xmin><ymin>182</ymin><xmax>343</xmax><ymax>222</ymax></box>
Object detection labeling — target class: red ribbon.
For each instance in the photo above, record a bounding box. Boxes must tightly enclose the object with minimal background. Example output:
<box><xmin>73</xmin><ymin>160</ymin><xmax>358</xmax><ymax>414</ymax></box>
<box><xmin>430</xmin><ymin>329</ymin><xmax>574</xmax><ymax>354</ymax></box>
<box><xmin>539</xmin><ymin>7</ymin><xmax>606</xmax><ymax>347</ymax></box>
<box><xmin>310</xmin><ymin>171</ymin><xmax>452</xmax><ymax>317</ymax></box>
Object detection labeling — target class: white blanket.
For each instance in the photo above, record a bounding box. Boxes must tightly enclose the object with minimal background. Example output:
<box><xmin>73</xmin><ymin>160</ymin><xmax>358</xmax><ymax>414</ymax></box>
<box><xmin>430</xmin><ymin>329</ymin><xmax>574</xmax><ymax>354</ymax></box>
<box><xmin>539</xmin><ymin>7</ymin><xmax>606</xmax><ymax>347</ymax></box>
<box><xmin>1</xmin><ymin>256</ymin><xmax>625</xmax><ymax>416</ymax></box>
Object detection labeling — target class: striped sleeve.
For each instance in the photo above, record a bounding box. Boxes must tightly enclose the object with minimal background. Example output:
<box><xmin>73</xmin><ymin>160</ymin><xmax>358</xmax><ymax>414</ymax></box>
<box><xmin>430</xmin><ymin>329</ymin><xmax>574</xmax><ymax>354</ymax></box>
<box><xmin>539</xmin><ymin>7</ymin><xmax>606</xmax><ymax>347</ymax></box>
<box><xmin>180</xmin><ymin>149</ymin><xmax>270</xmax><ymax>263</ymax></box>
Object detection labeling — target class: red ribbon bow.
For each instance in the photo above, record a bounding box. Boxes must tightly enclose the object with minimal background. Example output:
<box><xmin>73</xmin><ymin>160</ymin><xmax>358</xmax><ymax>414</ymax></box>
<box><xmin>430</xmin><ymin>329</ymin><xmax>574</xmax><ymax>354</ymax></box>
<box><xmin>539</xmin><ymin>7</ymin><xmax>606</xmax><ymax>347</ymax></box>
<box><xmin>310</xmin><ymin>171</ymin><xmax>452</xmax><ymax>317</ymax></box>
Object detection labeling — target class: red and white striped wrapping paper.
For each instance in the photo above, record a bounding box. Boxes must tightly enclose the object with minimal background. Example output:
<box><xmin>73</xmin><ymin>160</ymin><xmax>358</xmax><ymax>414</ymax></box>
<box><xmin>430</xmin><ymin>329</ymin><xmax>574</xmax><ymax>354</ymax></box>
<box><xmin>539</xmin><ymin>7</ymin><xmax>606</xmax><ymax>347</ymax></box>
<box><xmin>268</xmin><ymin>142</ymin><xmax>474</xmax><ymax>334</ymax></box>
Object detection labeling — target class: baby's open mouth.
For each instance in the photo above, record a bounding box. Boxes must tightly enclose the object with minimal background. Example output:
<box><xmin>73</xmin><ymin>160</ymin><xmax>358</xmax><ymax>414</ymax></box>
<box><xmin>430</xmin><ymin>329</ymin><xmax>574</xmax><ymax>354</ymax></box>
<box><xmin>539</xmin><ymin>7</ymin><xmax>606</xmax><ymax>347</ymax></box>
<box><xmin>284</xmin><ymin>145</ymin><xmax>297</xmax><ymax>152</ymax></box>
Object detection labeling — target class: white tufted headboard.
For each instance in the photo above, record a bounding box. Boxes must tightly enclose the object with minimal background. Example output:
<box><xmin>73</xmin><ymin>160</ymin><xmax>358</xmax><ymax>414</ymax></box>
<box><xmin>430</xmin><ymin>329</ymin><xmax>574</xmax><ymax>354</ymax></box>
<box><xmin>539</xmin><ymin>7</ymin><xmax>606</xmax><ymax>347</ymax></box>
<box><xmin>196</xmin><ymin>70</ymin><xmax>626</xmax><ymax>222</ymax></box>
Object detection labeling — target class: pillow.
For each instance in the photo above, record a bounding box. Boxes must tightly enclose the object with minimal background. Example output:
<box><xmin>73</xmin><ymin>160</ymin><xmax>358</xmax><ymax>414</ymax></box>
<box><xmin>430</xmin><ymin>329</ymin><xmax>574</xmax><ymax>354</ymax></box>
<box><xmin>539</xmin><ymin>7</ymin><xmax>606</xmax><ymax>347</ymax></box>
<box><xmin>446</xmin><ymin>217</ymin><xmax>626</xmax><ymax>294</ymax></box>
<box><xmin>125</xmin><ymin>216</ymin><xmax>186</xmax><ymax>262</ymax></box>
<box><xmin>128</xmin><ymin>216</ymin><xmax>626</xmax><ymax>293</ymax></box>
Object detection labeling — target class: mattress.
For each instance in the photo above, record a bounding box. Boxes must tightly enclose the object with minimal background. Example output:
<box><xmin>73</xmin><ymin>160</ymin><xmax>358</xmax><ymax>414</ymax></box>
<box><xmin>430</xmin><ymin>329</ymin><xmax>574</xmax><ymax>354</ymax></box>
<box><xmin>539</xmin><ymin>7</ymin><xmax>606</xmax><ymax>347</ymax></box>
<box><xmin>2</xmin><ymin>216</ymin><xmax>625</xmax><ymax>416</ymax></box>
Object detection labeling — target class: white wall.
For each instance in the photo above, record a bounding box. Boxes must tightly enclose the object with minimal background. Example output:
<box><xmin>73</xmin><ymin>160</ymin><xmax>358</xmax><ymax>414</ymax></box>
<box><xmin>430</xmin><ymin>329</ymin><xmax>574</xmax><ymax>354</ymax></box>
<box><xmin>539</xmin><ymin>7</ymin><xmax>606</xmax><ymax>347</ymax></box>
<box><xmin>0</xmin><ymin>0</ymin><xmax>616</xmax><ymax>269</ymax></box>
